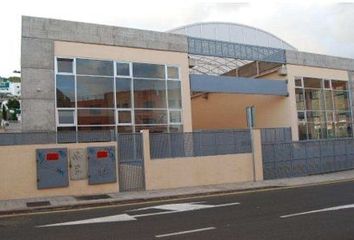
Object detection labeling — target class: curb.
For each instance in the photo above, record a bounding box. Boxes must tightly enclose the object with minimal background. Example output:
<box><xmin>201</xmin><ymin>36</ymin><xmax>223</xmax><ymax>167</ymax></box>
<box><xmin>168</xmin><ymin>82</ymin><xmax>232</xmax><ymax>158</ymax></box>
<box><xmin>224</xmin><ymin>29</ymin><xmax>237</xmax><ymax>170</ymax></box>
<box><xmin>0</xmin><ymin>186</ymin><xmax>282</xmax><ymax>217</ymax></box>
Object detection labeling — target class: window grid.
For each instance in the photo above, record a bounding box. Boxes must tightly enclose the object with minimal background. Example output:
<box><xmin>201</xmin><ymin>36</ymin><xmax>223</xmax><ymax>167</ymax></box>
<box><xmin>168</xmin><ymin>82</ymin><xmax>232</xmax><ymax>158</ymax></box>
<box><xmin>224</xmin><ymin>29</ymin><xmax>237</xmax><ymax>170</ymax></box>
<box><xmin>295</xmin><ymin>76</ymin><xmax>352</xmax><ymax>140</ymax></box>
<box><xmin>55</xmin><ymin>57</ymin><xmax>183</xmax><ymax>133</ymax></box>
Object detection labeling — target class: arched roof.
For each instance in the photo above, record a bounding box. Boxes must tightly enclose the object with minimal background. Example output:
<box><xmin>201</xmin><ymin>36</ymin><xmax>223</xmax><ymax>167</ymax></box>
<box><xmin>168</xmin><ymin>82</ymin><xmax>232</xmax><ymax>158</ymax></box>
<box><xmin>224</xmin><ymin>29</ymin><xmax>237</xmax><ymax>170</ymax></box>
<box><xmin>168</xmin><ymin>22</ymin><xmax>297</xmax><ymax>50</ymax></box>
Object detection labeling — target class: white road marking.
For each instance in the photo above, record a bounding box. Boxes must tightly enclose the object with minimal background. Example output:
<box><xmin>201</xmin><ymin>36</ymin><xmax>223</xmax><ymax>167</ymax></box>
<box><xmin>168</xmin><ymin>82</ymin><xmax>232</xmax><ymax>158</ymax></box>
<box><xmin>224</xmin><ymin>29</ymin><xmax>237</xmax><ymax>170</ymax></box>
<box><xmin>37</xmin><ymin>214</ymin><xmax>135</xmax><ymax>227</ymax></box>
<box><xmin>155</xmin><ymin>227</ymin><xmax>216</xmax><ymax>238</ymax></box>
<box><xmin>37</xmin><ymin>202</ymin><xmax>240</xmax><ymax>227</ymax></box>
<box><xmin>281</xmin><ymin>203</ymin><xmax>354</xmax><ymax>218</ymax></box>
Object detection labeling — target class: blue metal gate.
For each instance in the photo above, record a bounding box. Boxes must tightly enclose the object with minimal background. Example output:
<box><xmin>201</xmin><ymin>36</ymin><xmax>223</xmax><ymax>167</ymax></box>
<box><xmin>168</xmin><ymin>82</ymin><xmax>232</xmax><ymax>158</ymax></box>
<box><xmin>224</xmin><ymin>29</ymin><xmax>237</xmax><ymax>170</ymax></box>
<box><xmin>117</xmin><ymin>133</ymin><xmax>145</xmax><ymax>192</ymax></box>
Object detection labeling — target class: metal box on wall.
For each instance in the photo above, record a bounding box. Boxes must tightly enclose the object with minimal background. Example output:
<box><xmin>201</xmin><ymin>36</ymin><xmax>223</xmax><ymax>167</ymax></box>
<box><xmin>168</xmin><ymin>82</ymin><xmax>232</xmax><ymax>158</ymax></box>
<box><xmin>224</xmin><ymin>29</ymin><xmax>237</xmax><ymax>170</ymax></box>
<box><xmin>87</xmin><ymin>146</ymin><xmax>117</xmax><ymax>185</ymax></box>
<box><xmin>36</xmin><ymin>148</ymin><xmax>69</xmax><ymax>189</ymax></box>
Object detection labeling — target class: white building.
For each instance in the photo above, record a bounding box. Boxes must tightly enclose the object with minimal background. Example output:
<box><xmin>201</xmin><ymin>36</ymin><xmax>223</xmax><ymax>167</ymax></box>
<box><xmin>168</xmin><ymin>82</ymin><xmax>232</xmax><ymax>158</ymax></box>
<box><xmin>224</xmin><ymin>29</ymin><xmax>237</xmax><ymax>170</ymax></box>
<box><xmin>0</xmin><ymin>81</ymin><xmax>21</xmax><ymax>97</ymax></box>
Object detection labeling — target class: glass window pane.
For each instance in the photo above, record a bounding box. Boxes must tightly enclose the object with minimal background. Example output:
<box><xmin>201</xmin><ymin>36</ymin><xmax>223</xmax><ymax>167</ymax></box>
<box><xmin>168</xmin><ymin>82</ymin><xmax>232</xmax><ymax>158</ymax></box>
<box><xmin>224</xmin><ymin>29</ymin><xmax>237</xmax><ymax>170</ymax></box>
<box><xmin>135</xmin><ymin>125</ymin><xmax>168</xmax><ymax>133</ymax></box>
<box><xmin>333</xmin><ymin>91</ymin><xmax>350</xmax><ymax>111</ymax></box>
<box><xmin>306</xmin><ymin>111</ymin><xmax>325</xmax><ymax>123</ymax></box>
<box><xmin>336</xmin><ymin>122</ymin><xmax>352</xmax><ymax>138</ymax></box>
<box><xmin>332</xmin><ymin>80</ymin><xmax>348</xmax><ymax>90</ymax></box>
<box><xmin>169</xmin><ymin>125</ymin><xmax>183</xmax><ymax>133</ymax></box>
<box><xmin>167</xmin><ymin>81</ymin><xmax>182</xmax><ymax>108</ymax></box>
<box><xmin>77</xmin><ymin>109</ymin><xmax>115</xmax><ymax>125</ymax></box>
<box><xmin>57</xmin><ymin>58</ymin><xmax>73</xmax><ymax>73</ymax></box>
<box><xmin>56</xmin><ymin>75</ymin><xmax>75</xmax><ymax>107</ymax></box>
<box><xmin>167</xmin><ymin>66</ymin><xmax>179</xmax><ymax>79</ymax></box>
<box><xmin>298</xmin><ymin>122</ymin><xmax>307</xmax><ymax>140</ymax></box>
<box><xmin>133</xmin><ymin>63</ymin><xmax>165</xmax><ymax>79</ymax></box>
<box><xmin>297</xmin><ymin>111</ymin><xmax>305</xmax><ymax>122</ymax></box>
<box><xmin>116</xmin><ymin>78</ymin><xmax>132</xmax><ymax>108</ymax></box>
<box><xmin>58</xmin><ymin>110</ymin><xmax>74</xmax><ymax>125</ymax></box>
<box><xmin>135</xmin><ymin>110</ymin><xmax>167</xmax><ymax>124</ymax></box>
<box><xmin>303</xmin><ymin>77</ymin><xmax>322</xmax><ymax>88</ymax></box>
<box><xmin>327</xmin><ymin>121</ymin><xmax>336</xmax><ymax>138</ymax></box>
<box><xmin>324</xmin><ymin>80</ymin><xmax>331</xmax><ymax>89</ymax></box>
<box><xmin>294</xmin><ymin>77</ymin><xmax>302</xmax><ymax>87</ymax></box>
<box><xmin>77</xmin><ymin>76</ymin><xmax>114</xmax><ymax>108</ymax></box>
<box><xmin>76</xmin><ymin>58</ymin><xmax>113</xmax><ymax>76</ymax></box>
<box><xmin>118</xmin><ymin>126</ymin><xmax>133</xmax><ymax>133</ymax></box>
<box><xmin>134</xmin><ymin>79</ymin><xmax>166</xmax><ymax>108</ymax></box>
<box><xmin>116</xmin><ymin>62</ymin><xmax>130</xmax><ymax>76</ymax></box>
<box><xmin>335</xmin><ymin>111</ymin><xmax>351</xmax><ymax>123</ymax></box>
<box><xmin>307</xmin><ymin>122</ymin><xmax>326</xmax><ymax>139</ymax></box>
<box><xmin>118</xmin><ymin>111</ymin><xmax>132</xmax><ymax>124</ymax></box>
<box><xmin>295</xmin><ymin>89</ymin><xmax>305</xmax><ymax>110</ymax></box>
<box><xmin>324</xmin><ymin>90</ymin><xmax>334</xmax><ymax>110</ymax></box>
<box><xmin>305</xmin><ymin>89</ymin><xmax>323</xmax><ymax>110</ymax></box>
<box><xmin>170</xmin><ymin>111</ymin><xmax>181</xmax><ymax>123</ymax></box>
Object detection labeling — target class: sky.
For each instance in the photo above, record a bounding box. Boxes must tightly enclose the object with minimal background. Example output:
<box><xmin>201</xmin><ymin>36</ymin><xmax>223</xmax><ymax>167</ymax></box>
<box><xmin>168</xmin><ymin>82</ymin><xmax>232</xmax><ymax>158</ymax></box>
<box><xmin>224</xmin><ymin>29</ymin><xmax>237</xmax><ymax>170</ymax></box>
<box><xmin>1</xmin><ymin>0</ymin><xmax>354</xmax><ymax>78</ymax></box>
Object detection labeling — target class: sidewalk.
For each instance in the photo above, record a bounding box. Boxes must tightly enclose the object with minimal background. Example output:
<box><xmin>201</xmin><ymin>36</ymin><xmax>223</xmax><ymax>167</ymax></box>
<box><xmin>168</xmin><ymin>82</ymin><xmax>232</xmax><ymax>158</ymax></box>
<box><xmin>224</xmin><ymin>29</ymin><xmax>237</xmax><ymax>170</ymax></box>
<box><xmin>1</xmin><ymin>169</ymin><xmax>354</xmax><ymax>216</ymax></box>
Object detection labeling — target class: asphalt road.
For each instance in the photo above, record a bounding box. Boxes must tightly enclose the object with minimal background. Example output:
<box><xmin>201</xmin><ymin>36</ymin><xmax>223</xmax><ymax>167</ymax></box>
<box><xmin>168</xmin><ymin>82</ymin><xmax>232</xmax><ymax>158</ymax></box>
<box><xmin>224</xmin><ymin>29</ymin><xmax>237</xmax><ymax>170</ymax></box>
<box><xmin>1</xmin><ymin>180</ymin><xmax>354</xmax><ymax>240</ymax></box>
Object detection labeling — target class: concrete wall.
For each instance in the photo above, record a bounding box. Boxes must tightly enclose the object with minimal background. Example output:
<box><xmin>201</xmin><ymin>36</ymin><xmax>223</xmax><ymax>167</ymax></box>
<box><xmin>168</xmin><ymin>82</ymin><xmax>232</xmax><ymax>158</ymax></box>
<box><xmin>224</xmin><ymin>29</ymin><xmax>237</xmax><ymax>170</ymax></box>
<box><xmin>141</xmin><ymin>130</ymin><xmax>263</xmax><ymax>190</ymax></box>
<box><xmin>21</xmin><ymin>16</ymin><xmax>188</xmax><ymax>132</ymax></box>
<box><xmin>0</xmin><ymin>142</ymin><xmax>118</xmax><ymax>200</ymax></box>
<box><xmin>286</xmin><ymin>50</ymin><xmax>354</xmax><ymax>71</ymax></box>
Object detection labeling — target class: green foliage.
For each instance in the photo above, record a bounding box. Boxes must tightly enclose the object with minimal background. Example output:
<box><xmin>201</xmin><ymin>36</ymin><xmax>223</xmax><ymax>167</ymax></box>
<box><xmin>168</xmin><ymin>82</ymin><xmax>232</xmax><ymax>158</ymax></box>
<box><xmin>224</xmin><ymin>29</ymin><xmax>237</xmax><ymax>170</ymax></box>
<box><xmin>8</xmin><ymin>76</ymin><xmax>21</xmax><ymax>83</ymax></box>
<box><xmin>2</xmin><ymin>105</ymin><xmax>7</xmax><ymax>120</ymax></box>
<box><xmin>7</xmin><ymin>99</ymin><xmax>20</xmax><ymax>109</ymax></box>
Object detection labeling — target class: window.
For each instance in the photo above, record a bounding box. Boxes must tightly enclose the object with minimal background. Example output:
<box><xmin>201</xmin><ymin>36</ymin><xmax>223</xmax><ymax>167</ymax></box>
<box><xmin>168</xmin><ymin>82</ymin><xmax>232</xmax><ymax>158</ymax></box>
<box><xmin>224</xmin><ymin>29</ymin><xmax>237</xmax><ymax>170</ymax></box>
<box><xmin>135</xmin><ymin>110</ymin><xmax>167</xmax><ymax>124</ymax></box>
<box><xmin>133</xmin><ymin>63</ymin><xmax>165</xmax><ymax>79</ymax></box>
<box><xmin>169</xmin><ymin>110</ymin><xmax>182</xmax><ymax>123</ymax></box>
<box><xmin>56</xmin><ymin>57</ymin><xmax>183</xmax><ymax>133</ymax></box>
<box><xmin>58</xmin><ymin>110</ymin><xmax>75</xmax><ymax>126</ymax></box>
<box><xmin>167</xmin><ymin>66</ymin><xmax>179</xmax><ymax>79</ymax></box>
<box><xmin>57</xmin><ymin>58</ymin><xmax>73</xmax><ymax>73</ymax></box>
<box><xmin>116</xmin><ymin>78</ymin><xmax>132</xmax><ymax>108</ymax></box>
<box><xmin>77</xmin><ymin>109</ymin><xmax>115</xmax><ymax>125</ymax></box>
<box><xmin>77</xmin><ymin>76</ymin><xmax>114</xmax><ymax>108</ymax></box>
<box><xmin>134</xmin><ymin>79</ymin><xmax>166</xmax><ymax>108</ymax></box>
<box><xmin>117</xmin><ymin>110</ymin><xmax>132</xmax><ymax>125</ymax></box>
<box><xmin>56</xmin><ymin>75</ymin><xmax>75</xmax><ymax>107</ymax></box>
<box><xmin>294</xmin><ymin>77</ymin><xmax>352</xmax><ymax>140</ymax></box>
<box><xmin>76</xmin><ymin>58</ymin><xmax>113</xmax><ymax>76</ymax></box>
<box><xmin>116</xmin><ymin>62</ymin><xmax>130</xmax><ymax>76</ymax></box>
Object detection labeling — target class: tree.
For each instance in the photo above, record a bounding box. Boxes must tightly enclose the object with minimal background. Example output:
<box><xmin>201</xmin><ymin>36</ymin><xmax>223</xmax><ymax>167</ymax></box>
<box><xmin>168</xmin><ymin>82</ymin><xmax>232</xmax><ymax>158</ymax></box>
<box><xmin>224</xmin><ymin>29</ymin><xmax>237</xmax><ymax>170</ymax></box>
<box><xmin>7</xmin><ymin>99</ymin><xmax>20</xmax><ymax>109</ymax></box>
<box><xmin>8</xmin><ymin>76</ymin><xmax>21</xmax><ymax>83</ymax></box>
<box><xmin>2</xmin><ymin>105</ymin><xmax>7</xmax><ymax>121</ymax></box>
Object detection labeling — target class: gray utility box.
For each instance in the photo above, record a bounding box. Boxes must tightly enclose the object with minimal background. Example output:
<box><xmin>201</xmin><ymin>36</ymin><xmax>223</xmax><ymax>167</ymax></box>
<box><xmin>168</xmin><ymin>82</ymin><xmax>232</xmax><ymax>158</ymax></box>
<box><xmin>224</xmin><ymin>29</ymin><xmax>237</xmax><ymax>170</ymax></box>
<box><xmin>87</xmin><ymin>146</ymin><xmax>117</xmax><ymax>185</ymax></box>
<box><xmin>36</xmin><ymin>148</ymin><xmax>69</xmax><ymax>189</ymax></box>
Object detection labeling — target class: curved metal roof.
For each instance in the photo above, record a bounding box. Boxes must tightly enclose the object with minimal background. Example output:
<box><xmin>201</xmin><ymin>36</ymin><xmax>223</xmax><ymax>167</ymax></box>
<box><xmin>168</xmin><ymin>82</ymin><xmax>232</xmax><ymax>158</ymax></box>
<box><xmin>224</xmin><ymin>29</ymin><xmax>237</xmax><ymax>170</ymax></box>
<box><xmin>169</xmin><ymin>22</ymin><xmax>297</xmax><ymax>50</ymax></box>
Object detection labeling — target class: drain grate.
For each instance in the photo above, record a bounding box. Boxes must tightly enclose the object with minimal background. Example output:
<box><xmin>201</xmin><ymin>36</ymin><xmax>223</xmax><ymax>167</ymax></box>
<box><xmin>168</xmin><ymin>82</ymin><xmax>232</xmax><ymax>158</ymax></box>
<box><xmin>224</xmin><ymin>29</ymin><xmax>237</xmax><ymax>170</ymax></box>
<box><xmin>26</xmin><ymin>201</ymin><xmax>51</xmax><ymax>208</ymax></box>
<box><xmin>75</xmin><ymin>194</ymin><xmax>112</xmax><ymax>201</ymax></box>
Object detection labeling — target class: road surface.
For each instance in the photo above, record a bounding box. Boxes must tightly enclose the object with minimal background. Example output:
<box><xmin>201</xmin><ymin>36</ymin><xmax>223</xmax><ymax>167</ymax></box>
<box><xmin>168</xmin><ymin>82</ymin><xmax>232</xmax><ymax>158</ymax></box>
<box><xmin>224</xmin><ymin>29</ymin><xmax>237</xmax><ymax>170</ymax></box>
<box><xmin>1</xmin><ymin>180</ymin><xmax>354</xmax><ymax>240</ymax></box>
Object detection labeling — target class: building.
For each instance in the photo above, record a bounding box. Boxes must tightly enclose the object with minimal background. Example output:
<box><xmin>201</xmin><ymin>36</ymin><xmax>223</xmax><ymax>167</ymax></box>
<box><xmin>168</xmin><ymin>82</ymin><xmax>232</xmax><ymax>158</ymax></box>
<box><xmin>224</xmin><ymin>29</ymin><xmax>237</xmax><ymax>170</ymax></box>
<box><xmin>21</xmin><ymin>16</ymin><xmax>354</xmax><ymax>141</ymax></box>
<box><xmin>0</xmin><ymin>80</ymin><xmax>21</xmax><ymax>97</ymax></box>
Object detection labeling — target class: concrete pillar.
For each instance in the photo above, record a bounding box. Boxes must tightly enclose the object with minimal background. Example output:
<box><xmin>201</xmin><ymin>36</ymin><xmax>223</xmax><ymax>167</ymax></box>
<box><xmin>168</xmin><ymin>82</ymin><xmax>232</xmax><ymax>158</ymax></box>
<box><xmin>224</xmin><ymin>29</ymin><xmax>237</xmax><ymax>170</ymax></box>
<box><xmin>252</xmin><ymin>129</ymin><xmax>264</xmax><ymax>181</ymax></box>
<box><xmin>140</xmin><ymin>130</ymin><xmax>152</xmax><ymax>190</ymax></box>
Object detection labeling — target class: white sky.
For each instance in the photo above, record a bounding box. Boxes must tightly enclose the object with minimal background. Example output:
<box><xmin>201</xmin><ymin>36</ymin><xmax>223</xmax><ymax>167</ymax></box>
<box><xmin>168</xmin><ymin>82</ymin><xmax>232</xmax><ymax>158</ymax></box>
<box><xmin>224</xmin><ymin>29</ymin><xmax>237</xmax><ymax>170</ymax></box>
<box><xmin>1</xmin><ymin>0</ymin><xmax>354</xmax><ymax>77</ymax></box>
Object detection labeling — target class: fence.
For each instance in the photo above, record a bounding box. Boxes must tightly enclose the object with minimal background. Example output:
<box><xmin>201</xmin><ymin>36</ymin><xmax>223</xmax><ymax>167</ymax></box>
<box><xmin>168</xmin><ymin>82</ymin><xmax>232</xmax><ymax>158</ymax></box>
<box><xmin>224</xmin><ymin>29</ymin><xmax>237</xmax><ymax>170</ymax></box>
<box><xmin>260</xmin><ymin>127</ymin><xmax>292</xmax><ymax>144</ymax></box>
<box><xmin>150</xmin><ymin>129</ymin><xmax>252</xmax><ymax>159</ymax></box>
<box><xmin>262</xmin><ymin>138</ymin><xmax>354</xmax><ymax>179</ymax></box>
<box><xmin>117</xmin><ymin>133</ymin><xmax>145</xmax><ymax>192</ymax></box>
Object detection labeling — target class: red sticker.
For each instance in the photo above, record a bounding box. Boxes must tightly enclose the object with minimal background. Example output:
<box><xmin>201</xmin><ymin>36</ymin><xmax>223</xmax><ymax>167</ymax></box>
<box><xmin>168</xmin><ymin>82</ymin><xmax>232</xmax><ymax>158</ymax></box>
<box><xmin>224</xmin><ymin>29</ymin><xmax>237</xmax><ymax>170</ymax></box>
<box><xmin>46</xmin><ymin>152</ymin><xmax>59</xmax><ymax>161</ymax></box>
<box><xmin>97</xmin><ymin>151</ymin><xmax>108</xmax><ymax>159</ymax></box>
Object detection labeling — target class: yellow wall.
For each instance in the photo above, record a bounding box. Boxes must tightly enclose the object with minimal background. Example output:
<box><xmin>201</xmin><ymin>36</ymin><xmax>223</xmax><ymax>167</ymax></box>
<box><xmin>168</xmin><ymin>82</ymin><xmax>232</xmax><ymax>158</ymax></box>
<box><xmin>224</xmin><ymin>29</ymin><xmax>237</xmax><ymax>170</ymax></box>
<box><xmin>286</xmin><ymin>64</ymin><xmax>349</xmax><ymax>140</ymax></box>
<box><xmin>192</xmin><ymin>93</ymin><xmax>291</xmax><ymax>130</ymax></box>
<box><xmin>0</xmin><ymin>142</ymin><xmax>118</xmax><ymax>200</ymax></box>
<box><xmin>141</xmin><ymin>129</ymin><xmax>263</xmax><ymax>190</ymax></box>
<box><xmin>55</xmin><ymin>41</ymin><xmax>192</xmax><ymax>132</ymax></box>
